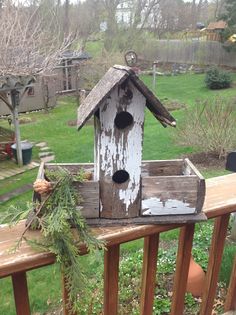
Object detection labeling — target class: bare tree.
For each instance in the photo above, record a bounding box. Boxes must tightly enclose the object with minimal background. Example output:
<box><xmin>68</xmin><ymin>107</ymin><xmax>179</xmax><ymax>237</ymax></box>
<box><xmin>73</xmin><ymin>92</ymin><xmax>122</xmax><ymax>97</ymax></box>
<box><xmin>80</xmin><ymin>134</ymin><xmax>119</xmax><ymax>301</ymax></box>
<box><xmin>190</xmin><ymin>0</ymin><xmax>204</xmax><ymax>28</ymax></box>
<box><xmin>64</xmin><ymin>0</ymin><xmax>70</xmax><ymax>37</ymax></box>
<box><xmin>71</xmin><ymin>0</ymin><xmax>102</xmax><ymax>45</ymax></box>
<box><xmin>151</xmin><ymin>0</ymin><xmax>179</xmax><ymax>37</ymax></box>
<box><xmin>212</xmin><ymin>0</ymin><xmax>226</xmax><ymax>20</ymax></box>
<box><xmin>102</xmin><ymin>0</ymin><xmax>120</xmax><ymax>49</ymax></box>
<box><xmin>133</xmin><ymin>0</ymin><xmax>162</xmax><ymax>31</ymax></box>
<box><xmin>0</xmin><ymin>1</ymin><xmax>72</xmax><ymax>165</ymax></box>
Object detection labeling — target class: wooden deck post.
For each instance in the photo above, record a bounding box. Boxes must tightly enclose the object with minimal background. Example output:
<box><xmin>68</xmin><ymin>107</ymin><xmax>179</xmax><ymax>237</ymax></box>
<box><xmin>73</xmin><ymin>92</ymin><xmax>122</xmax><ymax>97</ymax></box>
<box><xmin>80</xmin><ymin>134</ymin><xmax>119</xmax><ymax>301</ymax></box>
<box><xmin>12</xmin><ymin>272</ymin><xmax>31</xmax><ymax>315</ymax></box>
<box><xmin>104</xmin><ymin>245</ymin><xmax>120</xmax><ymax>315</ymax></box>
<box><xmin>170</xmin><ymin>224</ymin><xmax>195</xmax><ymax>315</ymax></box>
<box><xmin>140</xmin><ymin>234</ymin><xmax>159</xmax><ymax>315</ymax></box>
<box><xmin>200</xmin><ymin>213</ymin><xmax>231</xmax><ymax>315</ymax></box>
<box><xmin>224</xmin><ymin>256</ymin><xmax>236</xmax><ymax>312</ymax></box>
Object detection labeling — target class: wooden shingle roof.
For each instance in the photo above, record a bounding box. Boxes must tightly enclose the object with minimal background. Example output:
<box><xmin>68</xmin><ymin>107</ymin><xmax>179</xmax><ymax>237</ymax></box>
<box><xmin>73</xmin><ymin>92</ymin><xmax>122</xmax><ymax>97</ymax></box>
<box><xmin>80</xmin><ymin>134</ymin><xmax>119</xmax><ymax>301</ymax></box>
<box><xmin>207</xmin><ymin>20</ymin><xmax>227</xmax><ymax>30</ymax></box>
<box><xmin>77</xmin><ymin>65</ymin><xmax>176</xmax><ymax>130</ymax></box>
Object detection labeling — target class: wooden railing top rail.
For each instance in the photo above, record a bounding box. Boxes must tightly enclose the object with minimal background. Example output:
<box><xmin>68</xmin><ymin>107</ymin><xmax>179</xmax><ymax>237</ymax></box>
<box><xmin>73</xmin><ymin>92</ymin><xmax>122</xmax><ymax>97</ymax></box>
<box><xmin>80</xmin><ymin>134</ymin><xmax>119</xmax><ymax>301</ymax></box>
<box><xmin>0</xmin><ymin>173</ymin><xmax>236</xmax><ymax>279</ymax></box>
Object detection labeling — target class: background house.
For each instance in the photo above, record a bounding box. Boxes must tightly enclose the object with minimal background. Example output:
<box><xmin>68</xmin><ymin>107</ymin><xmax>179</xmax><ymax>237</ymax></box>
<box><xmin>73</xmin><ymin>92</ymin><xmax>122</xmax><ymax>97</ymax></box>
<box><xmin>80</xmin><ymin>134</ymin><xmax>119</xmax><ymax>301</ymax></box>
<box><xmin>0</xmin><ymin>75</ymin><xmax>57</xmax><ymax>116</ymax></box>
<box><xmin>206</xmin><ymin>20</ymin><xmax>227</xmax><ymax>42</ymax></box>
<box><xmin>116</xmin><ymin>1</ymin><xmax>132</xmax><ymax>26</ymax></box>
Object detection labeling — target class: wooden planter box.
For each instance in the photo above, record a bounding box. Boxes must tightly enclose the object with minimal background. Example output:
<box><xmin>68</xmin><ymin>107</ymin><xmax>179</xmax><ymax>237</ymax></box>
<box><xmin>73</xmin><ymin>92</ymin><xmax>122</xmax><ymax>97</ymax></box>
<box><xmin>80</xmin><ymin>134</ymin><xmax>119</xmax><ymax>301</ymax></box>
<box><xmin>33</xmin><ymin>159</ymin><xmax>206</xmax><ymax>225</ymax></box>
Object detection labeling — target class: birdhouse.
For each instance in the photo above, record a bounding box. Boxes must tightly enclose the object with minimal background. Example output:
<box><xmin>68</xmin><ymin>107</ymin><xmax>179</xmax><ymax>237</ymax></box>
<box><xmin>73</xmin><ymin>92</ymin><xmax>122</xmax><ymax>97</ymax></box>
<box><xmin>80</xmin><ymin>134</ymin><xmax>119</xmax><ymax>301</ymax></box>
<box><xmin>76</xmin><ymin>65</ymin><xmax>206</xmax><ymax>225</ymax></box>
<box><xmin>34</xmin><ymin>65</ymin><xmax>206</xmax><ymax>225</ymax></box>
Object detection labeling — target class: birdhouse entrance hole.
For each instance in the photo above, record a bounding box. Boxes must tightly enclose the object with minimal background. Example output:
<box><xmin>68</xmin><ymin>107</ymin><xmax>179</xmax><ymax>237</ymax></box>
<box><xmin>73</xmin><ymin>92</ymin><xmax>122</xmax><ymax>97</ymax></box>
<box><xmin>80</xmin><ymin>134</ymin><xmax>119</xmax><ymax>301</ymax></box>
<box><xmin>112</xmin><ymin>170</ymin><xmax>129</xmax><ymax>184</ymax></box>
<box><xmin>114</xmin><ymin>111</ymin><xmax>134</xmax><ymax>129</ymax></box>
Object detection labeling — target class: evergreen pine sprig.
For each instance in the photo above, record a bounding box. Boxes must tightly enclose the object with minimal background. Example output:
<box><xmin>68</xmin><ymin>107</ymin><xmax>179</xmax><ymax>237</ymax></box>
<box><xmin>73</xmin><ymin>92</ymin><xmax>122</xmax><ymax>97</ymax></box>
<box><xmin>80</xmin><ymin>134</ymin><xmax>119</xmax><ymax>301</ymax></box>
<box><xmin>1</xmin><ymin>167</ymin><xmax>104</xmax><ymax>314</ymax></box>
<box><xmin>32</xmin><ymin>168</ymin><xmax>104</xmax><ymax>313</ymax></box>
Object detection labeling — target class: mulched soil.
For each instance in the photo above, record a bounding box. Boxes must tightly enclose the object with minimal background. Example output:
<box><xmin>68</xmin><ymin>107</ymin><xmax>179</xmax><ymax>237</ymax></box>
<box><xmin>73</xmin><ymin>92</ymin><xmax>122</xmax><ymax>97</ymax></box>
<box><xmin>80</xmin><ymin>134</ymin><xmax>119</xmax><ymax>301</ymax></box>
<box><xmin>184</xmin><ymin>152</ymin><xmax>226</xmax><ymax>171</ymax></box>
<box><xmin>67</xmin><ymin>119</ymin><xmax>77</xmax><ymax>126</ymax></box>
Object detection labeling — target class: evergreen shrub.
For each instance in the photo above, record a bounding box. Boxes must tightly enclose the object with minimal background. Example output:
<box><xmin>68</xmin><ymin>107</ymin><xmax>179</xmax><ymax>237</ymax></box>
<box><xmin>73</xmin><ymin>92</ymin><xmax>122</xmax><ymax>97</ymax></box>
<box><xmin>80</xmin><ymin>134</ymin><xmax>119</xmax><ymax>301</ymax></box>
<box><xmin>205</xmin><ymin>67</ymin><xmax>232</xmax><ymax>89</ymax></box>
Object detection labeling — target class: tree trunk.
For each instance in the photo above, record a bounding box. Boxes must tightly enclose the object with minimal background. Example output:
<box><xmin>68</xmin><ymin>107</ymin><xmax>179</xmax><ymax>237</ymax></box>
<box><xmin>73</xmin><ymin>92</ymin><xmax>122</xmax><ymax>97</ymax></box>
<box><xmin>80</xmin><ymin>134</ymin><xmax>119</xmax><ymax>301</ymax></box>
<box><xmin>12</xmin><ymin>106</ymin><xmax>23</xmax><ymax>166</ymax></box>
<box><xmin>191</xmin><ymin>0</ymin><xmax>197</xmax><ymax>28</ymax></box>
<box><xmin>64</xmin><ymin>0</ymin><xmax>70</xmax><ymax>37</ymax></box>
<box><xmin>104</xmin><ymin>0</ymin><xmax>119</xmax><ymax>50</ymax></box>
<box><xmin>11</xmin><ymin>91</ymin><xmax>23</xmax><ymax>167</ymax></box>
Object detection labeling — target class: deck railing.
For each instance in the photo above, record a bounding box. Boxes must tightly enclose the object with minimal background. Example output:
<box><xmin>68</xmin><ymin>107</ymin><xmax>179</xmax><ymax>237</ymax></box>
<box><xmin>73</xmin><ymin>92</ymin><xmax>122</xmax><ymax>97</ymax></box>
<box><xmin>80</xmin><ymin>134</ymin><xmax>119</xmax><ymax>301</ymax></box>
<box><xmin>62</xmin><ymin>210</ymin><xmax>236</xmax><ymax>314</ymax></box>
<box><xmin>0</xmin><ymin>174</ymin><xmax>236</xmax><ymax>315</ymax></box>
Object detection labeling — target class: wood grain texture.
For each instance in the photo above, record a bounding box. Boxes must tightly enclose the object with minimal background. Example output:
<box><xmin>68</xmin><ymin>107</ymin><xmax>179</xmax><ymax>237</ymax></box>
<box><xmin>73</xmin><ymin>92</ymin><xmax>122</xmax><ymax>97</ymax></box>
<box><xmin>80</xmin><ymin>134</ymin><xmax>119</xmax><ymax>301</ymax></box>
<box><xmin>203</xmin><ymin>174</ymin><xmax>236</xmax><ymax>218</ymax></box>
<box><xmin>94</xmin><ymin>114</ymin><xmax>101</xmax><ymax>181</ymax></box>
<box><xmin>77</xmin><ymin>66</ymin><xmax>129</xmax><ymax>130</ymax></box>
<box><xmin>36</xmin><ymin>163</ymin><xmax>99</xmax><ymax>218</ymax></box>
<box><xmin>45</xmin><ymin>160</ymin><xmax>185</xmax><ymax>177</ymax></box>
<box><xmin>99</xmin><ymin>81</ymin><xmax>145</xmax><ymax>218</ymax></box>
<box><xmin>73</xmin><ymin>181</ymin><xmax>99</xmax><ymax>218</ymax></box>
<box><xmin>130</xmin><ymin>72</ymin><xmax>176</xmax><ymax>126</ymax></box>
<box><xmin>44</xmin><ymin>160</ymin><xmax>205</xmax><ymax>218</ymax></box>
<box><xmin>200</xmin><ymin>214</ymin><xmax>231</xmax><ymax>315</ymax></box>
<box><xmin>143</xmin><ymin>175</ymin><xmax>198</xmax><ymax>192</ymax></box>
<box><xmin>44</xmin><ymin>159</ymin><xmax>203</xmax><ymax>178</ymax></box>
<box><xmin>142</xmin><ymin>159</ymin><xmax>183</xmax><ymax>176</ymax></box>
<box><xmin>224</xmin><ymin>256</ymin><xmax>236</xmax><ymax>311</ymax></box>
<box><xmin>140</xmin><ymin>234</ymin><xmax>159</xmax><ymax>315</ymax></box>
<box><xmin>142</xmin><ymin>175</ymin><xmax>204</xmax><ymax>215</ymax></box>
<box><xmin>86</xmin><ymin>212</ymin><xmax>206</xmax><ymax>226</ymax></box>
<box><xmin>12</xmin><ymin>272</ymin><xmax>31</xmax><ymax>315</ymax></box>
<box><xmin>170</xmin><ymin>224</ymin><xmax>195</xmax><ymax>315</ymax></box>
<box><xmin>183</xmin><ymin>159</ymin><xmax>206</xmax><ymax>212</ymax></box>
<box><xmin>77</xmin><ymin>64</ymin><xmax>175</xmax><ymax>131</ymax></box>
<box><xmin>104</xmin><ymin>245</ymin><xmax>120</xmax><ymax>315</ymax></box>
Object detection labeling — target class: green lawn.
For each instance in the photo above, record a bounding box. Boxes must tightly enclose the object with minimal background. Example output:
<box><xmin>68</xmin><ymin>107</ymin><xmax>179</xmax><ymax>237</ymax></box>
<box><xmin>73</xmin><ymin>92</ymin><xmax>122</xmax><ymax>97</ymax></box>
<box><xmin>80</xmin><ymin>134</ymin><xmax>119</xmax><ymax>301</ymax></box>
<box><xmin>0</xmin><ymin>73</ymin><xmax>235</xmax><ymax>314</ymax></box>
<box><xmin>86</xmin><ymin>40</ymin><xmax>105</xmax><ymax>58</ymax></box>
<box><xmin>141</xmin><ymin>73</ymin><xmax>236</xmax><ymax>106</ymax></box>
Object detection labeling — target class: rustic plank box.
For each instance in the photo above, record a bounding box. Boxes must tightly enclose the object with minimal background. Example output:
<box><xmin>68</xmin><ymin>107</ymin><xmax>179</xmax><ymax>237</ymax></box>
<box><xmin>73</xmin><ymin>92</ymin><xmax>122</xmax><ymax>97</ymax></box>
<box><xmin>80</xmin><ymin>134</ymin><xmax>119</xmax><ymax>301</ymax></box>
<box><xmin>33</xmin><ymin>159</ymin><xmax>206</xmax><ymax>226</ymax></box>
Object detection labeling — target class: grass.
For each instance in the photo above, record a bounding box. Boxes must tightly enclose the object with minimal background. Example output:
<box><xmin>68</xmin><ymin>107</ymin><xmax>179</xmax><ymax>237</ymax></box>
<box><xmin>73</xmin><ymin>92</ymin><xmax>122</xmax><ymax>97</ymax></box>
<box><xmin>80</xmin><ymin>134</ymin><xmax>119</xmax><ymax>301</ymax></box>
<box><xmin>0</xmin><ymin>169</ymin><xmax>37</xmax><ymax>195</ymax></box>
<box><xmin>141</xmin><ymin>73</ymin><xmax>236</xmax><ymax>106</ymax></box>
<box><xmin>0</xmin><ymin>265</ymin><xmax>62</xmax><ymax>315</ymax></box>
<box><xmin>220</xmin><ymin>245</ymin><xmax>236</xmax><ymax>286</ymax></box>
<box><xmin>0</xmin><ymin>72</ymin><xmax>236</xmax><ymax>314</ymax></box>
<box><xmin>85</xmin><ymin>40</ymin><xmax>105</xmax><ymax>58</ymax></box>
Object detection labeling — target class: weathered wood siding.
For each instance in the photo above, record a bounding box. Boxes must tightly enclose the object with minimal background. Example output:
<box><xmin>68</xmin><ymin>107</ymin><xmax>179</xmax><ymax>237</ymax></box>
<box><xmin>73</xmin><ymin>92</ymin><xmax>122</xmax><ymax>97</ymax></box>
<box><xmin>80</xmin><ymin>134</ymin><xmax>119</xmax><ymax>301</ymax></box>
<box><xmin>98</xmin><ymin>80</ymin><xmax>146</xmax><ymax>218</ymax></box>
<box><xmin>140</xmin><ymin>40</ymin><xmax>236</xmax><ymax>68</ymax></box>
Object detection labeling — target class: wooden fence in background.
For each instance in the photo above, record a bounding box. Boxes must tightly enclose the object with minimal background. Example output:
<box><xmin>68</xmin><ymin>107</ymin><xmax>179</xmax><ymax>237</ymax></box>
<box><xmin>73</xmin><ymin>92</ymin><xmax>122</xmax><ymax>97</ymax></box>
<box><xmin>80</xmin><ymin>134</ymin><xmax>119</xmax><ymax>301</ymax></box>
<box><xmin>140</xmin><ymin>40</ymin><xmax>236</xmax><ymax>68</ymax></box>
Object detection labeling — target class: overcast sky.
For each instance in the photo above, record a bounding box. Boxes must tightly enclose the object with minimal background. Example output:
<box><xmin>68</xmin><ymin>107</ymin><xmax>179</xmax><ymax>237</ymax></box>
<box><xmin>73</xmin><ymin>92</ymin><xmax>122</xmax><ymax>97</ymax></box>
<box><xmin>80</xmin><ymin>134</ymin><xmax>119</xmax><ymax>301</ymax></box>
<box><xmin>14</xmin><ymin>0</ymin><xmax>212</xmax><ymax>4</ymax></box>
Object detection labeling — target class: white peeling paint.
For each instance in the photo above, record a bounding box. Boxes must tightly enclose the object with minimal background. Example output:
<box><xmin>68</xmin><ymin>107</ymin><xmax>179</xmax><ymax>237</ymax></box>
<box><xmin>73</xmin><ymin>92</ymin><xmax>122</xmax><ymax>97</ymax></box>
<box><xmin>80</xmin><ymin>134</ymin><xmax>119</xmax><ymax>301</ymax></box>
<box><xmin>99</xmin><ymin>82</ymin><xmax>145</xmax><ymax>213</ymax></box>
<box><xmin>142</xmin><ymin>198</ymin><xmax>195</xmax><ymax>215</ymax></box>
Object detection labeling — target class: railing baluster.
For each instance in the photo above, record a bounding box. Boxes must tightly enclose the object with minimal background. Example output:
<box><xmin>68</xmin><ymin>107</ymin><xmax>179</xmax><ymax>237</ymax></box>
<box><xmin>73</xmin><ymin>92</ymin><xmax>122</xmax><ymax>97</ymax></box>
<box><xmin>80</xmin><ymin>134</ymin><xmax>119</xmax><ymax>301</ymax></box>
<box><xmin>140</xmin><ymin>234</ymin><xmax>159</xmax><ymax>315</ymax></box>
<box><xmin>62</xmin><ymin>275</ymin><xmax>77</xmax><ymax>315</ymax></box>
<box><xmin>170</xmin><ymin>224</ymin><xmax>195</xmax><ymax>315</ymax></box>
<box><xmin>104</xmin><ymin>244</ymin><xmax>120</xmax><ymax>315</ymax></box>
<box><xmin>200</xmin><ymin>213</ymin><xmax>230</xmax><ymax>315</ymax></box>
<box><xmin>224</xmin><ymin>256</ymin><xmax>236</xmax><ymax>311</ymax></box>
<box><xmin>12</xmin><ymin>272</ymin><xmax>31</xmax><ymax>315</ymax></box>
